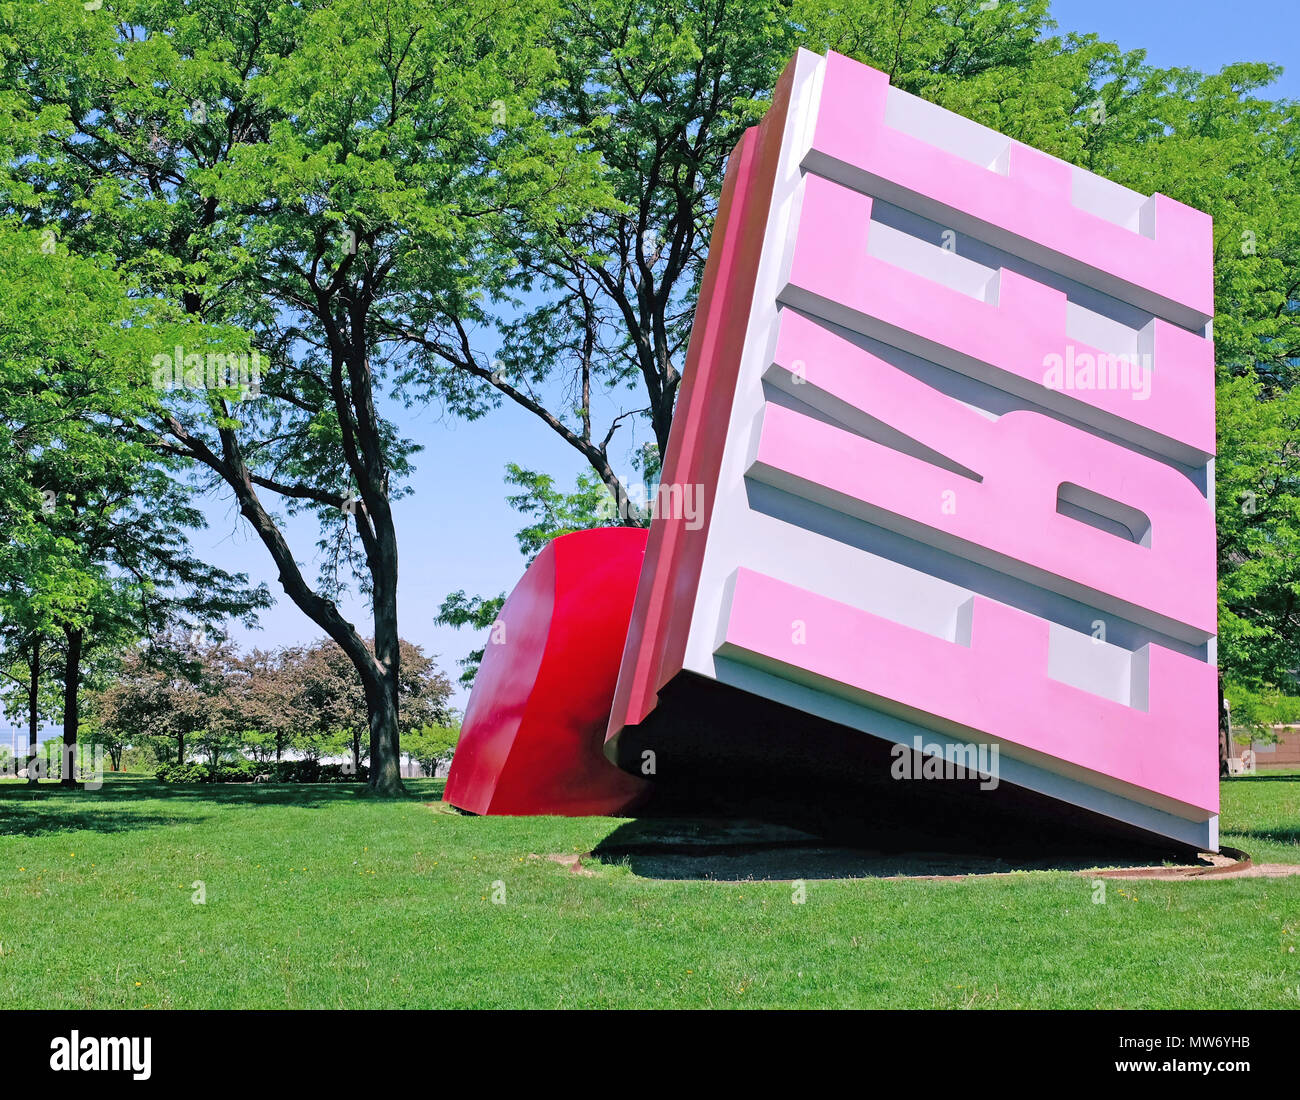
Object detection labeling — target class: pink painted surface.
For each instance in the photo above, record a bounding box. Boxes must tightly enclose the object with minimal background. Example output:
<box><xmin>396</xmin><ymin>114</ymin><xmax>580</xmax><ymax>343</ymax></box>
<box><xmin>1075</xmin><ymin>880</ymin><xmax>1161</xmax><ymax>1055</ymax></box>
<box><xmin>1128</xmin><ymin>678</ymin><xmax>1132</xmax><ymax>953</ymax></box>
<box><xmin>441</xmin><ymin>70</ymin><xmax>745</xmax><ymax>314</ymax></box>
<box><xmin>758</xmin><ymin>310</ymin><xmax>1216</xmax><ymax>640</ymax></box>
<box><xmin>782</xmin><ymin>174</ymin><xmax>1215</xmax><ymax>462</ymax></box>
<box><xmin>602</xmin><ymin>50</ymin><xmax>1217</xmax><ymax>842</ymax></box>
<box><xmin>719</xmin><ymin>568</ymin><xmax>1218</xmax><ymax>814</ymax></box>
<box><xmin>807</xmin><ymin>51</ymin><xmax>1213</xmax><ymax>324</ymax></box>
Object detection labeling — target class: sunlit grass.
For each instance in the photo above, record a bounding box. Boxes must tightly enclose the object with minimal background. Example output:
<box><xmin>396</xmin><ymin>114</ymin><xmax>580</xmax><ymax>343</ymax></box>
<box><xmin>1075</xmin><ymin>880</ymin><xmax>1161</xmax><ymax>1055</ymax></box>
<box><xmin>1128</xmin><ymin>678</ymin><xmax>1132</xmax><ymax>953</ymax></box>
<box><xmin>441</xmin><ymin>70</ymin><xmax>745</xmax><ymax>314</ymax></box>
<box><xmin>0</xmin><ymin>773</ymin><xmax>1296</xmax><ymax>1008</ymax></box>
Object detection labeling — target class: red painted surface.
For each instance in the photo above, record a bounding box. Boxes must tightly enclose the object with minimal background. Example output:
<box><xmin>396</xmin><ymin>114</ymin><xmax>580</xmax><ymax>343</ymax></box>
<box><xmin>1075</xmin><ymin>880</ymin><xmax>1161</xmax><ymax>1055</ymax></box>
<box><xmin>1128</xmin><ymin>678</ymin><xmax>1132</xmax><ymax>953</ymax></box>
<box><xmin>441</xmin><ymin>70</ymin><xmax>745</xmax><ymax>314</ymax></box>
<box><xmin>604</xmin><ymin>57</ymin><xmax>797</xmax><ymax>745</ymax></box>
<box><xmin>444</xmin><ymin>527</ymin><xmax>652</xmax><ymax>816</ymax></box>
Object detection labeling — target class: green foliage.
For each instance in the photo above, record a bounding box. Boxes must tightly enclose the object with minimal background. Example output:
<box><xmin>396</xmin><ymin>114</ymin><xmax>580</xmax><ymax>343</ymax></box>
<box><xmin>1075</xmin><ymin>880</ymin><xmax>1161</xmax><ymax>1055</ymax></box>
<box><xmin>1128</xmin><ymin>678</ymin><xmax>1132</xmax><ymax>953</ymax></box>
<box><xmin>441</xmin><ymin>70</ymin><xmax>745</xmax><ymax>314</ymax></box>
<box><xmin>82</xmin><ymin>722</ymin><xmax>128</xmax><ymax>773</ymax></box>
<box><xmin>267</xmin><ymin>760</ymin><xmax>369</xmax><ymax>783</ymax></box>
<box><xmin>0</xmin><ymin>0</ymin><xmax>614</xmax><ymax>793</ymax></box>
<box><xmin>154</xmin><ymin>762</ymin><xmax>213</xmax><ymax>785</ymax></box>
<box><xmin>153</xmin><ymin>758</ymin><xmax>368</xmax><ymax>783</ymax></box>
<box><xmin>1216</xmin><ymin>378</ymin><xmax>1300</xmax><ymax>698</ymax></box>
<box><xmin>0</xmin><ymin>219</ymin><xmax>268</xmax><ymax>762</ymax></box>
<box><xmin>404</xmin><ymin>722</ymin><xmax>461</xmax><ymax>776</ymax></box>
<box><xmin>503</xmin><ymin>463</ymin><xmax>625</xmax><ymax>560</ymax></box>
<box><xmin>3</xmin><ymin>1</ymin><xmax>1299</xmax><ymax>732</ymax></box>
<box><xmin>434</xmin><ymin>591</ymin><xmax>506</xmax><ymax>688</ymax></box>
<box><xmin>1223</xmin><ymin>683</ymin><xmax>1300</xmax><ymax>744</ymax></box>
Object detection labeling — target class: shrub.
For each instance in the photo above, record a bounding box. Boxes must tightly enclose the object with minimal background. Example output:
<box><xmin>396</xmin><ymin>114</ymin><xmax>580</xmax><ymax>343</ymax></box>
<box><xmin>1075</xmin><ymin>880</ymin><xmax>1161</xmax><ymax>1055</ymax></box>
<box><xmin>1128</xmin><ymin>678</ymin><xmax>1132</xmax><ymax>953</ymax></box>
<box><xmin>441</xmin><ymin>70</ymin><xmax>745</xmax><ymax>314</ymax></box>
<box><xmin>268</xmin><ymin>760</ymin><xmax>368</xmax><ymax>783</ymax></box>
<box><xmin>155</xmin><ymin>762</ymin><xmax>211</xmax><ymax>784</ymax></box>
<box><xmin>268</xmin><ymin>759</ymin><xmax>318</xmax><ymax>783</ymax></box>
<box><xmin>213</xmin><ymin>758</ymin><xmax>257</xmax><ymax>783</ymax></box>
<box><xmin>155</xmin><ymin>758</ymin><xmax>368</xmax><ymax>783</ymax></box>
<box><xmin>318</xmin><ymin>762</ymin><xmax>368</xmax><ymax>783</ymax></box>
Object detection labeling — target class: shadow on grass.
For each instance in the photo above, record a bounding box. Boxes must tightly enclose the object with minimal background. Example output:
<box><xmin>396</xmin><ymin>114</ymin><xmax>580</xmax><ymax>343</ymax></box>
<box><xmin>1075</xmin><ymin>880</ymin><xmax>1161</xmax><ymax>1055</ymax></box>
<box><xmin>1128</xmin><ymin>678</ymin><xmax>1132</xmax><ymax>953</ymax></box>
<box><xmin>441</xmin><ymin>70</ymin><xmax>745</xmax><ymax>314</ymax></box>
<box><xmin>588</xmin><ymin>773</ymin><xmax>1204</xmax><ymax>881</ymax></box>
<box><xmin>1</xmin><ymin>778</ymin><xmax>353</xmax><ymax>807</ymax></box>
<box><xmin>0</xmin><ymin>777</ymin><xmax>445</xmax><ymax>837</ymax></box>
<box><xmin>1224</xmin><ymin>827</ymin><xmax>1300</xmax><ymax>846</ymax></box>
<box><xmin>1224</xmin><ymin>774</ymin><xmax>1300</xmax><ymax>782</ymax></box>
<box><xmin>0</xmin><ymin>804</ymin><xmax>198</xmax><ymax>838</ymax></box>
<box><xmin>589</xmin><ymin>815</ymin><xmax>1197</xmax><ymax>881</ymax></box>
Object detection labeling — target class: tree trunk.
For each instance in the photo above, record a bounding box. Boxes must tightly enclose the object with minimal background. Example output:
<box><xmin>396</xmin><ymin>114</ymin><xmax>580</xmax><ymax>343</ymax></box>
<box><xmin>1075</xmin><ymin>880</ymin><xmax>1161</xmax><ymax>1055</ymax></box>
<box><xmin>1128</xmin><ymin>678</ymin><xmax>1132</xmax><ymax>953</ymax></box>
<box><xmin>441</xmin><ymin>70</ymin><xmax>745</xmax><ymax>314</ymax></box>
<box><xmin>26</xmin><ymin>635</ymin><xmax>40</xmax><ymax>784</ymax></box>
<box><xmin>60</xmin><ymin>627</ymin><xmax>83</xmax><ymax>787</ymax></box>
<box><xmin>1218</xmin><ymin>675</ymin><xmax>1233</xmax><ymax>778</ymax></box>
<box><xmin>365</xmin><ymin>669</ymin><xmax>402</xmax><ymax>794</ymax></box>
<box><xmin>367</xmin><ymin>514</ymin><xmax>403</xmax><ymax>794</ymax></box>
<box><xmin>162</xmin><ymin>414</ymin><xmax>407</xmax><ymax>795</ymax></box>
<box><xmin>177</xmin><ymin>729</ymin><xmax>185</xmax><ymax>767</ymax></box>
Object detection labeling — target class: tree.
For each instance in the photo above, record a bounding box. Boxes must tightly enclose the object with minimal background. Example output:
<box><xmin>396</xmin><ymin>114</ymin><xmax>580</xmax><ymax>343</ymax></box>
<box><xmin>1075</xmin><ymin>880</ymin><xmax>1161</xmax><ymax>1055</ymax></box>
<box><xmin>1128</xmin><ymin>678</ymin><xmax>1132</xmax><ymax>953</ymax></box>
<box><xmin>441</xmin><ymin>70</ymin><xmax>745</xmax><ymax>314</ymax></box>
<box><xmin>1214</xmin><ymin>378</ymin><xmax>1300</xmax><ymax>761</ymax></box>
<box><xmin>451</xmin><ymin>1</ymin><xmax>1069</xmax><ymax>504</ymax></box>
<box><xmin>293</xmin><ymin>637</ymin><xmax>453</xmax><ymax>773</ymax></box>
<box><xmin>3</xmin><ymin>0</ymin><xmax>610</xmax><ymax>794</ymax></box>
<box><xmin>0</xmin><ymin>633</ymin><xmax>59</xmax><ymax>781</ymax></box>
<box><xmin>8</xmin><ymin>0</ymin><xmax>1300</xmax><ymax>777</ymax></box>
<box><xmin>88</xmin><ymin>634</ymin><xmax>229</xmax><ymax>768</ymax></box>
<box><xmin>1048</xmin><ymin>48</ymin><xmax>1300</xmax><ymax>763</ymax></box>
<box><xmin>37</xmin><ymin>466</ymin><xmax>268</xmax><ymax>785</ymax></box>
<box><xmin>83</xmin><ymin>720</ymin><xmax>128</xmax><ymax>775</ymax></box>
<box><xmin>0</xmin><ymin>224</ymin><xmax>137</xmax><ymax>781</ymax></box>
<box><xmin>404</xmin><ymin>721</ymin><xmax>461</xmax><ymax>778</ymax></box>
<box><xmin>225</xmin><ymin>647</ymin><xmax>306</xmax><ymax>764</ymax></box>
<box><xmin>0</xmin><ymin>221</ymin><xmax>269</xmax><ymax>784</ymax></box>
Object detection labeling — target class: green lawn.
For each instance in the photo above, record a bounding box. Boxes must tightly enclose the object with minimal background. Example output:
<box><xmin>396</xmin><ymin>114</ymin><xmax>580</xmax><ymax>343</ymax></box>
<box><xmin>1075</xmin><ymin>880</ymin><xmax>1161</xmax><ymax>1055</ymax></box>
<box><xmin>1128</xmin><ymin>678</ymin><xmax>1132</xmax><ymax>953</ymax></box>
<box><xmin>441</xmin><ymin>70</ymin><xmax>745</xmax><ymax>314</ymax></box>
<box><xmin>1</xmin><ymin>773</ymin><xmax>1297</xmax><ymax>1009</ymax></box>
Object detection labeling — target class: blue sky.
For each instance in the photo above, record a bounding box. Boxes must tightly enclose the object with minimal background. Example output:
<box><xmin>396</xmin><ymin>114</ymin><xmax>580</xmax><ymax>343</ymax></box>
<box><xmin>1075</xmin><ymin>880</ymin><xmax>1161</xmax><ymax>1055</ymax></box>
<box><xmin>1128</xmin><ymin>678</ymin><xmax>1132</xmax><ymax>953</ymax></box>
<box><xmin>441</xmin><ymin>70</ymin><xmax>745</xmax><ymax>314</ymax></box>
<box><xmin>11</xmin><ymin>0</ymin><xmax>1290</xmax><ymax>751</ymax></box>
<box><xmin>1051</xmin><ymin>0</ymin><xmax>1298</xmax><ymax>99</ymax></box>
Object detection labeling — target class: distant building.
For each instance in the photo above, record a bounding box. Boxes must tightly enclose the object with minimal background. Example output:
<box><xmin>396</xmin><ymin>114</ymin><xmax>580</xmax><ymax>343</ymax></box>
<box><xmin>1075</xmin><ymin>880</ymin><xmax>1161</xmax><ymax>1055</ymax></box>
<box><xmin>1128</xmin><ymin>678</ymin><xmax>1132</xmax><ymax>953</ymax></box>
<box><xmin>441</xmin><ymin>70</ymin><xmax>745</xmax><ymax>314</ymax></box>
<box><xmin>1230</xmin><ymin>725</ymin><xmax>1300</xmax><ymax>772</ymax></box>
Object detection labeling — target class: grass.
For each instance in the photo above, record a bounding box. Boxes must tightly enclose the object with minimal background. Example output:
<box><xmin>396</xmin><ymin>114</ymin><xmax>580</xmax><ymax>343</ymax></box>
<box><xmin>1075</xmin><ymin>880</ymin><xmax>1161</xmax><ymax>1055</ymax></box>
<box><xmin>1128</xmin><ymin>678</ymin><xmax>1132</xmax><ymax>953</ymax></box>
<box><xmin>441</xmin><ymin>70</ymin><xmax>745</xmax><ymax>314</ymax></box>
<box><xmin>0</xmin><ymin>772</ymin><xmax>1298</xmax><ymax>1009</ymax></box>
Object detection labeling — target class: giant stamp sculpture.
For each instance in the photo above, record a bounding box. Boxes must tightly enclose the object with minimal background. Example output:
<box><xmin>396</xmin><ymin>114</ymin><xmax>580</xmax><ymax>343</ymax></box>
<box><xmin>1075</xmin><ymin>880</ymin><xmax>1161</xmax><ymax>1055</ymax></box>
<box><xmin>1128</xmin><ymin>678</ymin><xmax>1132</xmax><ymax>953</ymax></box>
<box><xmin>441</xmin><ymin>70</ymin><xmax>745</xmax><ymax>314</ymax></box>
<box><xmin>447</xmin><ymin>50</ymin><xmax>1219</xmax><ymax>851</ymax></box>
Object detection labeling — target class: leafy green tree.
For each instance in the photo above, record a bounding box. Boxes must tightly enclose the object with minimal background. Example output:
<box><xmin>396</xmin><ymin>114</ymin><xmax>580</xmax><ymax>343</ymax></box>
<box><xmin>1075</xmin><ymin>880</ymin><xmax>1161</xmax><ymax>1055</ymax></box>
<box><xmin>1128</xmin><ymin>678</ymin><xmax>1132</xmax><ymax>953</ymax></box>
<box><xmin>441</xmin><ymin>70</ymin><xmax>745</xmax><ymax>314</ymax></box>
<box><xmin>1224</xmin><ymin>684</ymin><xmax>1300</xmax><ymax>744</ymax></box>
<box><xmin>7</xmin><ymin>0</ymin><xmax>1299</xmax><ymax>773</ymax></box>
<box><xmin>0</xmin><ymin>225</ymin><xmax>133</xmax><ymax>779</ymax></box>
<box><xmin>404</xmin><ymin>721</ymin><xmax>461</xmax><ymax>778</ymax></box>
<box><xmin>82</xmin><ymin>718</ymin><xmax>128</xmax><ymax>775</ymax></box>
<box><xmin>38</xmin><ymin>465</ymin><xmax>268</xmax><ymax>785</ymax></box>
<box><xmin>0</xmin><ymin>222</ymin><xmax>268</xmax><ymax>783</ymax></box>
<box><xmin>455</xmin><ymin>1</ymin><xmax>1067</xmax><ymax>503</ymax></box>
<box><xmin>2</xmin><ymin>0</ymin><xmax>610</xmax><ymax>793</ymax></box>
<box><xmin>292</xmin><ymin>637</ymin><xmax>453</xmax><ymax>772</ymax></box>
<box><xmin>0</xmin><ymin>615</ymin><xmax>59</xmax><ymax>783</ymax></box>
<box><xmin>88</xmin><ymin>633</ymin><xmax>225</xmax><ymax>767</ymax></box>
<box><xmin>1214</xmin><ymin>379</ymin><xmax>1300</xmax><ymax>741</ymax></box>
<box><xmin>434</xmin><ymin>592</ymin><xmax>506</xmax><ymax>690</ymax></box>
